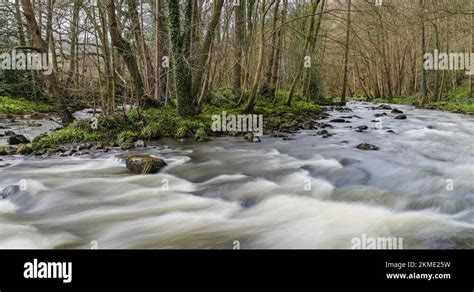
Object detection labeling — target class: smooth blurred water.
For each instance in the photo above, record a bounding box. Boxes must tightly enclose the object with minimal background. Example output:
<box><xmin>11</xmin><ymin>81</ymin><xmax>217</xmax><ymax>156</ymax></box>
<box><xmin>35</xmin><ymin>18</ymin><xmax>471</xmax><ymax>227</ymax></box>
<box><xmin>0</xmin><ymin>102</ymin><xmax>473</xmax><ymax>249</ymax></box>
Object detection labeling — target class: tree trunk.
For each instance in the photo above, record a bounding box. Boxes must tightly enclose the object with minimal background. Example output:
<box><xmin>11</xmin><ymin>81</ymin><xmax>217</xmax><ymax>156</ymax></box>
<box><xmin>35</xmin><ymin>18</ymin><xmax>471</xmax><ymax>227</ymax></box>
<box><xmin>191</xmin><ymin>0</ymin><xmax>225</xmax><ymax>100</ymax></box>
<box><xmin>233</xmin><ymin>0</ymin><xmax>244</xmax><ymax>97</ymax></box>
<box><xmin>168</xmin><ymin>0</ymin><xmax>194</xmax><ymax>116</ymax></box>
<box><xmin>19</xmin><ymin>0</ymin><xmax>74</xmax><ymax>124</ymax></box>
<box><xmin>340</xmin><ymin>0</ymin><xmax>352</xmax><ymax>104</ymax></box>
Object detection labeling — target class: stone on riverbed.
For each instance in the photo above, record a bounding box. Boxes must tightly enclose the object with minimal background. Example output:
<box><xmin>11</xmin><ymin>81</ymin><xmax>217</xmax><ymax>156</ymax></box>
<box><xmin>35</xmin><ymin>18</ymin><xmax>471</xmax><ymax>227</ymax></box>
<box><xmin>355</xmin><ymin>125</ymin><xmax>368</xmax><ymax>132</ymax></box>
<box><xmin>391</xmin><ymin>108</ymin><xmax>404</xmax><ymax>114</ymax></box>
<box><xmin>7</xmin><ymin>135</ymin><xmax>30</xmax><ymax>145</ymax></box>
<box><xmin>0</xmin><ymin>146</ymin><xmax>15</xmax><ymax>155</ymax></box>
<box><xmin>4</xmin><ymin>130</ymin><xmax>15</xmax><ymax>136</ymax></box>
<box><xmin>394</xmin><ymin>114</ymin><xmax>407</xmax><ymax>120</ymax></box>
<box><xmin>245</xmin><ymin>132</ymin><xmax>261</xmax><ymax>143</ymax></box>
<box><xmin>330</xmin><ymin>119</ymin><xmax>346</xmax><ymax>123</ymax></box>
<box><xmin>125</xmin><ymin>154</ymin><xmax>167</xmax><ymax>175</ymax></box>
<box><xmin>356</xmin><ymin>143</ymin><xmax>379</xmax><ymax>151</ymax></box>
<box><xmin>16</xmin><ymin>144</ymin><xmax>33</xmax><ymax>155</ymax></box>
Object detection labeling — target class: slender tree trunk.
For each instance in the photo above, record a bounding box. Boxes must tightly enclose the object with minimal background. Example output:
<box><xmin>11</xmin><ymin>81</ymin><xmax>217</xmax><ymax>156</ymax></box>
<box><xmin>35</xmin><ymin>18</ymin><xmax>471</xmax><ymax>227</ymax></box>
<box><xmin>191</xmin><ymin>0</ymin><xmax>225</xmax><ymax>100</ymax></box>
<box><xmin>233</xmin><ymin>0</ymin><xmax>244</xmax><ymax>97</ymax></box>
<box><xmin>20</xmin><ymin>0</ymin><xmax>74</xmax><ymax>124</ymax></box>
<box><xmin>340</xmin><ymin>0</ymin><xmax>352</xmax><ymax>104</ymax></box>
<box><xmin>420</xmin><ymin>0</ymin><xmax>428</xmax><ymax>106</ymax></box>
<box><xmin>244</xmin><ymin>0</ymin><xmax>270</xmax><ymax>113</ymax></box>
<box><xmin>105</xmin><ymin>0</ymin><xmax>150</xmax><ymax>106</ymax></box>
<box><xmin>285</xmin><ymin>0</ymin><xmax>320</xmax><ymax>106</ymax></box>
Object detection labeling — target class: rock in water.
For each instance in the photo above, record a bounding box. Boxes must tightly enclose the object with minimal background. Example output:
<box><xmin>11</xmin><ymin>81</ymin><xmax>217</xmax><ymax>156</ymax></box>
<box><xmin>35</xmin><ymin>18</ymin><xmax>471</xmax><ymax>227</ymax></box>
<box><xmin>394</xmin><ymin>114</ymin><xmax>407</xmax><ymax>120</ymax></box>
<box><xmin>356</xmin><ymin>143</ymin><xmax>380</xmax><ymax>151</ymax></box>
<box><xmin>355</xmin><ymin>125</ymin><xmax>368</xmax><ymax>132</ymax></box>
<box><xmin>4</xmin><ymin>130</ymin><xmax>15</xmax><ymax>136</ymax></box>
<box><xmin>125</xmin><ymin>154</ymin><xmax>167</xmax><ymax>175</ymax></box>
<box><xmin>0</xmin><ymin>146</ymin><xmax>15</xmax><ymax>155</ymax></box>
<box><xmin>330</xmin><ymin>119</ymin><xmax>346</xmax><ymax>123</ymax></box>
<box><xmin>8</xmin><ymin>135</ymin><xmax>30</xmax><ymax>145</ymax></box>
<box><xmin>391</xmin><ymin>108</ymin><xmax>404</xmax><ymax>114</ymax></box>
<box><xmin>16</xmin><ymin>144</ymin><xmax>33</xmax><ymax>155</ymax></box>
<box><xmin>244</xmin><ymin>132</ymin><xmax>261</xmax><ymax>143</ymax></box>
<box><xmin>1</xmin><ymin>185</ymin><xmax>20</xmax><ymax>199</ymax></box>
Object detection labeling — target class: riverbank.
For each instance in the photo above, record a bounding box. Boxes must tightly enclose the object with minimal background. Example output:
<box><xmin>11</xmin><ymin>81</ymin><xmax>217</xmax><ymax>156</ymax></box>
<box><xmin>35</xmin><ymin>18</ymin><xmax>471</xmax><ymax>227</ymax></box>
<box><xmin>351</xmin><ymin>85</ymin><xmax>474</xmax><ymax>115</ymax></box>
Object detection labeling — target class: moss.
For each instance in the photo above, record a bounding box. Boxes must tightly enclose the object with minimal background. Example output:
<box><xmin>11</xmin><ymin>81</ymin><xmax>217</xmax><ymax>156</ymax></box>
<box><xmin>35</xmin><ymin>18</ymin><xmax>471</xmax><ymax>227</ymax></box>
<box><xmin>32</xmin><ymin>125</ymin><xmax>102</xmax><ymax>150</ymax></box>
<box><xmin>0</xmin><ymin>96</ymin><xmax>54</xmax><ymax>114</ymax></box>
<box><xmin>16</xmin><ymin>144</ymin><xmax>33</xmax><ymax>155</ymax></box>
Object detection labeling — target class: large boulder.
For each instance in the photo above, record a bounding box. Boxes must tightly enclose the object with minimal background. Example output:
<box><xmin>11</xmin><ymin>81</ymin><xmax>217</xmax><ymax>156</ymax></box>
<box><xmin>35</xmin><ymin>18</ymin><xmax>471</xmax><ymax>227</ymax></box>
<box><xmin>125</xmin><ymin>154</ymin><xmax>167</xmax><ymax>175</ymax></box>
<box><xmin>8</xmin><ymin>135</ymin><xmax>30</xmax><ymax>145</ymax></box>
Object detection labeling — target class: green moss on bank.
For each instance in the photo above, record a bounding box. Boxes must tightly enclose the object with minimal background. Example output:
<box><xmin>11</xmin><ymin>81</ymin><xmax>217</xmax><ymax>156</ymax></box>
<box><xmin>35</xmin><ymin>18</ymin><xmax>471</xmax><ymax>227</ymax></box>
<box><xmin>31</xmin><ymin>92</ymin><xmax>323</xmax><ymax>150</ymax></box>
<box><xmin>0</xmin><ymin>96</ymin><xmax>55</xmax><ymax>115</ymax></box>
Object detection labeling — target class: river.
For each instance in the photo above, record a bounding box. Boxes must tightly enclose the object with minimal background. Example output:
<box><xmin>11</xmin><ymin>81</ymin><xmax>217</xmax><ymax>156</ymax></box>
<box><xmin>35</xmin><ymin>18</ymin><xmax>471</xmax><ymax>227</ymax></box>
<box><xmin>0</xmin><ymin>101</ymin><xmax>473</xmax><ymax>249</ymax></box>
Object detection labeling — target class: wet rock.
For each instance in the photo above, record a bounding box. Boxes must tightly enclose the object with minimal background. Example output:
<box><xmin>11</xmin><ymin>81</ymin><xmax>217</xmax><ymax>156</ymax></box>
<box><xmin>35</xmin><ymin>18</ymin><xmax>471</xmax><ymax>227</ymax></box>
<box><xmin>134</xmin><ymin>140</ymin><xmax>146</xmax><ymax>148</ymax></box>
<box><xmin>0</xmin><ymin>146</ymin><xmax>15</xmax><ymax>155</ymax></box>
<box><xmin>316</xmin><ymin>130</ymin><xmax>328</xmax><ymax>136</ymax></box>
<box><xmin>387</xmin><ymin>130</ymin><xmax>396</xmax><ymax>134</ymax></box>
<box><xmin>16</xmin><ymin>144</ymin><xmax>33</xmax><ymax>155</ymax></box>
<box><xmin>0</xmin><ymin>125</ymin><xmax>10</xmax><ymax>129</ymax></box>
<box><xmin>282</xmin><ymin>137</ymin><xmax>295</xmax><ymax>141</ymax></box>
<box><xmin>356</xmin><ymin>143</ymin><xmax>379</xmax><ymax>151</ymax></box>
<box><xmin>322</xmin><ymin>133</ymin><xmax>334</xmax><ymax>138</ymax></box>
<box><xmin>340</xmin><ymin>158</ymin><xmax>361</xmax><ymax>166</ymax></box>
<box><xmin>4</xmin><ymin>130</ymin><xmax>15</xmax><ymax>136</ymax></box>
<box><xmin>60</xmin><ymin>149</ymin><xmax>77</xmax><ymax>157</ymax></box>
<box><xmin>374</xmin><ymin>113</ymin><xmax>387</xmax><ymax>118</ymax></box>
<box><xmin>391</xmin><ymin>108</ymin><xmax>404</xmax><ymax>114</ymax></box>
<box><xmin>1</xmin><ymin>185</ymin><xmax>20</xmax><ymax>199</ymax></box>
<box><xmin>7</xmin><ymin>135</ymin><xmax>30</xmax><ymax>145</ymax></box>
<box><xmin>355</xmin><ymin>125</ymin><xmax>368</xmax><ymax>132</ymax></box>
<box><xmin>245</xmin><ymin>132</ymin><xmax>261</xmax><ymax>143</ymax></box>
<box><xmin>394</xmin><ymin>114</ymin><xmax>407</xmax><ymax>120</ymax></box>
<box><xmin>376</xmin><ymin>104</ymin><xmax>392</xmax><ymax>110</ymax></box>
<box><xmin>125</xmin><ymin>154</ymin><xmax>167</xmax><ymax>175</ymax></box>
<box><xmin>330</xmin><ymin>119</ymin><xmax>346</xmax><ymax>123</ymax></box>
<box><xmin>352</xmin><ymin>115</ymin><xmax>363</xmax><ymax>119</ymax></box>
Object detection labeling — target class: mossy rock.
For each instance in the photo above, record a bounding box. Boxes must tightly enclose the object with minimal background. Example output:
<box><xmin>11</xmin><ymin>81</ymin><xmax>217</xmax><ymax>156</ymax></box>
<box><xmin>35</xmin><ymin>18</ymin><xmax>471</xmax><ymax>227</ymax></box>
<box><xmin>125</xmin><ymin>154</ymin><xmax>167</xmax><ymax>175</ymax></box>
<box><xmin>0</xmin><ymin>146</ymin><xmax>15</xmax><ymax>155</ymax></box>
<box><xmin>16</xmin><ymin>144</ymin><xmax>33</xmax><ymax>155</ymax></box>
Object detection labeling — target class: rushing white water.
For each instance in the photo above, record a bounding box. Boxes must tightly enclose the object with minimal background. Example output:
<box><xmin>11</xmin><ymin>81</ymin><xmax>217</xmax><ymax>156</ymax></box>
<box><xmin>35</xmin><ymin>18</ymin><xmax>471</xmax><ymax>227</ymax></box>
<box><xmin>0</xmin><ymin>102</ymin><xmax>473</xmax><ymax>249</ymax></box>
